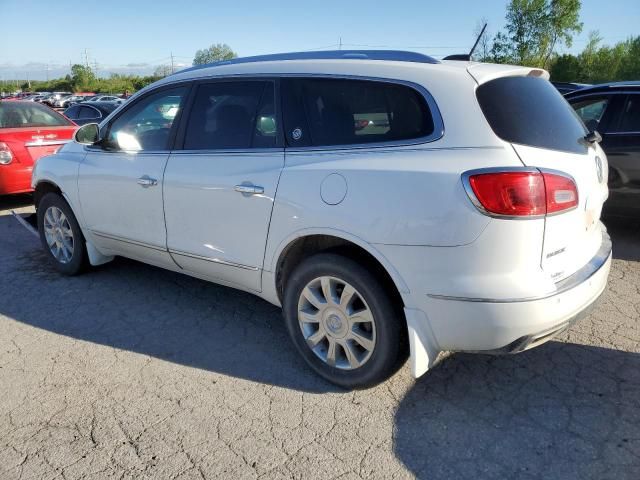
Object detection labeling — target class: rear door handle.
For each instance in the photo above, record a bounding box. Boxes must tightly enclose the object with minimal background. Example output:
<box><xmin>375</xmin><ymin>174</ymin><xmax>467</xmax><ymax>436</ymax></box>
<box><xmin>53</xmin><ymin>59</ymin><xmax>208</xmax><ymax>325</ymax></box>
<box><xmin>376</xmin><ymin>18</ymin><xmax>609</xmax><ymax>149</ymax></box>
<box><xmin>137</xmin><ymin>175</ymin><xmax>158</xmax><ymax>187</ymax></box>
<box><xmin>234</xmin><ymin>184</ymin><xmax>264</xmax><ymax>195</ymax></box>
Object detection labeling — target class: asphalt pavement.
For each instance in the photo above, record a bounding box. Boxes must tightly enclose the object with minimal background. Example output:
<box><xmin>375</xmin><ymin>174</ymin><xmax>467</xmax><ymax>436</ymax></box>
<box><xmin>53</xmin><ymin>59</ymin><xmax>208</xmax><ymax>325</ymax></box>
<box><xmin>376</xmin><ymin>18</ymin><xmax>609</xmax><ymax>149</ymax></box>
<box><xmin>0</xmin><ymin>194</ymin><xmax>638</xmax><ymax>479</ymax></box>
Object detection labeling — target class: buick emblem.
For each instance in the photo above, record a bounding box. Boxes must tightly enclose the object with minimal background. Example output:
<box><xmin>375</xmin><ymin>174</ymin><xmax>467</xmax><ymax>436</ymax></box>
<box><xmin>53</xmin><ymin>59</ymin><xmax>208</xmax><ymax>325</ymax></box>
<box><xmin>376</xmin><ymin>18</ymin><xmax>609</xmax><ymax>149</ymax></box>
<box><xmin>595</xmin><ymin>156</ymin><xmax>604</xmax><ymax>183</ymax></box>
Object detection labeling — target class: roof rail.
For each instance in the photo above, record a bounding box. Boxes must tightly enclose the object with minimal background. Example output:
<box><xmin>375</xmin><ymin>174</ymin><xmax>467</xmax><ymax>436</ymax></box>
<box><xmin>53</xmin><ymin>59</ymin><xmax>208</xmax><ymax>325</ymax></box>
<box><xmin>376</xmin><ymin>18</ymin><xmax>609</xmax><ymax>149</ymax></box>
<box><xmin>175</xmin><ymin>50</ymin><xmax>439</xmax><ymax>75</ymax></box>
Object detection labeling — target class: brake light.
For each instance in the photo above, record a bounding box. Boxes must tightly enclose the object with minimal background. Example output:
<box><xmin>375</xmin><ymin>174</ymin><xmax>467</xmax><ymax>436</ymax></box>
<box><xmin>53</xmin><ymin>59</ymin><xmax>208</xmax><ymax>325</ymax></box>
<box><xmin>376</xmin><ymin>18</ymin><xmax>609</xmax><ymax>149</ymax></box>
<box><xmin>465</xmin><ymin>170</ymin><xmax>578</xmax><ymax>217</ymax></box>
<box><xmin>543</xmin><ymin>172</ymin><xmax>579</xmax><ymax>214</ymax></box>
<box><xmin>0</xmin><ymin>142</ymin><xmax>13</xmax><ymax>165</ymax></box>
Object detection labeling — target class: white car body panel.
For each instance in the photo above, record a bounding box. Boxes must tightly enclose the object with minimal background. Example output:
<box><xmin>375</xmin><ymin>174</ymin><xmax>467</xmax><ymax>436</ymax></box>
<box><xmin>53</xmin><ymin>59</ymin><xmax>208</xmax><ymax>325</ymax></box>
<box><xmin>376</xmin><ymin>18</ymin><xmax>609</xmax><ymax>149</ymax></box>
<box><xmin>163</xmin><ymin>149</ymin><xmax>285</xmax><ymax>292</ymax></box>
<box><xmin>78</xmin><ymin>150</ymin><xmax>174</xmax><ymax>268</ymax></box>
<box><xmin>511</xmin><ymin>142</ymin><xmax>609</xmax><ymax>282</ymax></box>
<box><xmin>31</xmin><ymin>57</ymin><xmax>612</xmax><ymax>381</ymax></box>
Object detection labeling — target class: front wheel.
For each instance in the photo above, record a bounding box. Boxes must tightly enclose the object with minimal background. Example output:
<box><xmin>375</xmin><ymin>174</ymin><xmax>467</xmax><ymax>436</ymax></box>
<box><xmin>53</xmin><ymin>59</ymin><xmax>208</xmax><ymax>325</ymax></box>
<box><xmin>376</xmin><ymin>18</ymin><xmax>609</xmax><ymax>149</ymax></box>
<box><xmin>37</xmin><ymin>193</ymin><xmax>87</xmax><ymax>275</ymax></box>
<box><xmin>283</xmin><ymin>253</ymin><xmax>405</xmax><ymax>389</ymax></box>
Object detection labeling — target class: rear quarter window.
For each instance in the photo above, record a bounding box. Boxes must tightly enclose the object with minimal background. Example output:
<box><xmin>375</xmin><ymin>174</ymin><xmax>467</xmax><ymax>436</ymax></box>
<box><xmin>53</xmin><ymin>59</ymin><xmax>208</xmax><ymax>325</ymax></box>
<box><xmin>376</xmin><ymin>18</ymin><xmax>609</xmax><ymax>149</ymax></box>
<box><xmin>282</xmin><ymin>78</ymin><xmax>436</xmax><ymax>147</ymax></box>
<box><xmin>477</xmin><ymin>76</ymin><xmax>587</xmax><ymax>154</ymax></box>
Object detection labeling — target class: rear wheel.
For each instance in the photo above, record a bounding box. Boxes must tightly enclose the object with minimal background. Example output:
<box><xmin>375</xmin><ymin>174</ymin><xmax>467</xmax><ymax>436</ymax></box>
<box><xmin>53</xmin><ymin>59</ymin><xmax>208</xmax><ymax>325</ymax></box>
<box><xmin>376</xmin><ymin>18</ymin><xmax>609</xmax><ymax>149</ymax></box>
<box><xmin>283</xmin><ymin>253</ymin><xmax>404</xmax><ymax>389</ymax></box>
<box><xmin>37</xmin><ymin>193</ymin><xmax>87</xmax><ymax>275</ymax></box>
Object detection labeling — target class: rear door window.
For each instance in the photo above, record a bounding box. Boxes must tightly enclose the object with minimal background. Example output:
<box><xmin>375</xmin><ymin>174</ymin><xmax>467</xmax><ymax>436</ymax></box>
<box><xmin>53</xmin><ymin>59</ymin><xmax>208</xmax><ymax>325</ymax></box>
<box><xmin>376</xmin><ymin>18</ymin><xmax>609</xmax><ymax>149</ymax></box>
<box><xmin>183</xmin><ymin>81</ymin><xmax>276</xmax><ymax>150</ymax></box>
<box><xmin>617</xmin><ymin>95</ymin><xmax>640</xmax><ymax>133</ymax></box>
<box><xmin>282</xmin><ymin>78</ymin><xmax>435</xmax><ymax>147</ymax></box>
<box><xmin>477</xmin><ymin>76</ymin><xmax>588</xmax><ymax>154</ymax></box>
<box><xmin>570</xmin><ymin>96</ymin><xmax>610</xmax><ymax>132</ymax></box>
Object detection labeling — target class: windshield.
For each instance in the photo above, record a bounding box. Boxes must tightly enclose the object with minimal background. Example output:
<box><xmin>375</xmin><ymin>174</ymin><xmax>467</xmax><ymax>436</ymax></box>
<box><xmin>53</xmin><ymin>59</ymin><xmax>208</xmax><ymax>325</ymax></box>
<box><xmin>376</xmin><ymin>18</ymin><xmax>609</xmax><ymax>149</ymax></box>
<box><xmin>0</xmin><ymin>102</ymin><xmax>73</xmax><ymax>128</ymax></box>
<box><xmin>476</xmin><ymin>76</ymin><xmax>588</xmax><ymax>154</ymax></box>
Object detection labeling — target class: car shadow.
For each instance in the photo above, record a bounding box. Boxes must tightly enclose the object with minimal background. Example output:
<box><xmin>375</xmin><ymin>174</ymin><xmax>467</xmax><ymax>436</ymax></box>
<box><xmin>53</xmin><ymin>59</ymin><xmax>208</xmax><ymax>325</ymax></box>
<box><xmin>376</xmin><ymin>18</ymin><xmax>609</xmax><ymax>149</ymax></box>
<box><xmin>0</xmin><ymin>193</ymin><xmax>33</xmax><ymax>212</ymax></box>
<box><xmin>603</xmin><ymin>216</ymin><xmax>640</xmax><ymax>262</ymax></box>
<box><xmin>0</xmin><ymin>214</ymin><xmax>338</xmax><ymax>393</ymax></box>
<box><xmin>394</xmin><ymin>343</ymin><xmax>640</xmax><ymax>479</ymax></box>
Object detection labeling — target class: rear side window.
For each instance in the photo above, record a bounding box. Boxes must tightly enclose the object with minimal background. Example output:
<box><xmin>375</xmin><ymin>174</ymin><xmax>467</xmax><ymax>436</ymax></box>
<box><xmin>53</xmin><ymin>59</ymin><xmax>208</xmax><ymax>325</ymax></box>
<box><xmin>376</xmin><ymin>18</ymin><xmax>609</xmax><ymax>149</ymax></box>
<box><xmin>477</xmin><ymin>76</ymin><xmax>587</xmax><ymax>154</ymax></box>
<box><xmin>78</xmin><ymin>106</ymin><xmax>100</xmax><ymax>120</ymax></box>
<box><xmin>183</xmin><ymin>81</ymin><xmax>277</xmax><ymax>150</ymax></box>
<box><xmin>571</xmin><ymin>97</ymin><xmax>609</xmax><ymax>132</ymax></box>
<box><xmin>282</xmin><ymin>78</ymin><xmax>435</xmax><ymax>147</ymax></box>
<box><xmin>618</xmin><ymin>95</ymin><xmax>640</xmax><ymax>133</ymax></box>
<box><xmin>0</xmin><ymin>102</ymin><xmax>72</xmax><ymax>128</ymax></box>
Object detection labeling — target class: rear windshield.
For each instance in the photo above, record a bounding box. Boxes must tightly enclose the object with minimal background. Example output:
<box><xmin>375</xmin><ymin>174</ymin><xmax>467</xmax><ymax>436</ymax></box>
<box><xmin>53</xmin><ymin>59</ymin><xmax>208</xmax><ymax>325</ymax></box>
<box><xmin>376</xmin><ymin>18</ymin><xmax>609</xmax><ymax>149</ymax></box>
<box><xmin>476</xmin><ymin>76</ymin><xmax>587</xmax><ymax>154</ymax></box>
<box><xmin>0</xmin><ymin>102</ymin><xmax>72</xmax><ymax>128</ymax></box>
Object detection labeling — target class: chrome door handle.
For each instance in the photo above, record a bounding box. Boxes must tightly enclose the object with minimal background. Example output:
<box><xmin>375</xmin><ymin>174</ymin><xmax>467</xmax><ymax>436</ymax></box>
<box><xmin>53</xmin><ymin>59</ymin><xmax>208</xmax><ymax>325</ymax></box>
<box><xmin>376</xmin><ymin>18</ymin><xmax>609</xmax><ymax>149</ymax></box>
<box><xmin>137</xmin><ymin>176</ymin><xmax>158</xmax><ymax>188</ymax></box>
<box><xmin>234</xmin><ymin>184</ymin><xmax>264</xmax><ymax>195</ymax></box>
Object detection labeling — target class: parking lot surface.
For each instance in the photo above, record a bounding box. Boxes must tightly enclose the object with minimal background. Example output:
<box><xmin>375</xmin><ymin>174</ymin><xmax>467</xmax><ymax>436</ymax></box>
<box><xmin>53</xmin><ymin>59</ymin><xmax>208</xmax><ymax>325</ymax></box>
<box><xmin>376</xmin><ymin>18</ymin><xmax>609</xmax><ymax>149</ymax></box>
<box><xmin>0</xmin><ymin>195</ymin><xmax>638</xmax><ymax>479</ymax></box>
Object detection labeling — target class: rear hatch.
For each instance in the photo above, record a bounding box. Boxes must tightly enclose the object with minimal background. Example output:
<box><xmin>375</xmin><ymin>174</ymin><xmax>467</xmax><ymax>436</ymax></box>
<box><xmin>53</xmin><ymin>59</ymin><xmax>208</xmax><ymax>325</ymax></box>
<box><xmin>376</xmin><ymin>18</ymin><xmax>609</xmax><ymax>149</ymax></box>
<box><xmin>475</xmin><ymin>72</ymin><xmax>609</xmax><ymax>282</ymax></box>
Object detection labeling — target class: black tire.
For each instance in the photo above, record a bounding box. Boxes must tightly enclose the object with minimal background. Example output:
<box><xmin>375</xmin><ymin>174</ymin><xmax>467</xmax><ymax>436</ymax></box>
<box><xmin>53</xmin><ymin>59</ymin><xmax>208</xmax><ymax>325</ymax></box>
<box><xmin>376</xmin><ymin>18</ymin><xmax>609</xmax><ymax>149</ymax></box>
<box><xmin>283</xmin><ymin>253</ymin><xmax>405</xmax><ymax>389</ymax></box>
<box><xmin>37</xmin><ymin>193</ymin><xmax>87</xmax><ymax>276</ymax></box>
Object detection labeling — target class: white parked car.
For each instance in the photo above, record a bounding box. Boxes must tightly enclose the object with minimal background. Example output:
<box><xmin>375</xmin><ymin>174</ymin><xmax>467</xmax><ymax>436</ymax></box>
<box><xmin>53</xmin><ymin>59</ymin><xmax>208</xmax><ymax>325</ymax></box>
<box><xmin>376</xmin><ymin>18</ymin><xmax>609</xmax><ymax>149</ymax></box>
<box><xmin>32</xmin><ymin>51</ymin><xmax>611</xmax><ymax>388</ymax></box>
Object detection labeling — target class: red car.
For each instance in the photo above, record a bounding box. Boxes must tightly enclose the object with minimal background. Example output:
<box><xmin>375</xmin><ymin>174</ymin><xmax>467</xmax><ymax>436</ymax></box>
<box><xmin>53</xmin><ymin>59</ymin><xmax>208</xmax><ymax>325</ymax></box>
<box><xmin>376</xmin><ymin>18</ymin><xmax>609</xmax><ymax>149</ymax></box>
<box><xmin>0</xmin><ymin>101</ymin><xmax>76</xmax><ymax>195</ymax></box>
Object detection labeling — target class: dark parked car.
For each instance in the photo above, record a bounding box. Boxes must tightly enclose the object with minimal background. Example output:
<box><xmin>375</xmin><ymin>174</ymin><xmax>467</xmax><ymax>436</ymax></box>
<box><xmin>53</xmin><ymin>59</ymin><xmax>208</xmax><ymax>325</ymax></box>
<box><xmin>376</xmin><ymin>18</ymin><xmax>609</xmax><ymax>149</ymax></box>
<box><xmin>552</xmin><ymin>81</ymin><xmax>590</xmax><ymax>95</ymax></box>
<box><xmin>566</xmin><ymin>82</ymin><xmax>640</xmax><ymax>217</ymax></box>
<box><xmin>63</xmin><ymin>102</ymin><xmax>119</xmax><ymax>126</ymax></box>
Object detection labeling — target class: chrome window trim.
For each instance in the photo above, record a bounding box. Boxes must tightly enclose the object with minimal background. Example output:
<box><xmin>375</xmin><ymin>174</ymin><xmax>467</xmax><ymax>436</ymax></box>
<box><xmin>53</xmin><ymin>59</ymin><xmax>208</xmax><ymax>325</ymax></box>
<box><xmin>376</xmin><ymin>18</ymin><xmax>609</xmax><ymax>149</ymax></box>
<box><xmin>568</xmin><ymin>90</ymin><xmax>639</xmax><ymax>101</ymax></box>
<box><xmin>152</xmin><ymin>73</ymin><xmax>444</xmax><ymax>153</ymax></box>
<box><xmin>169</xmin><ymin>249</ymin><xmax>259</xmax><ymax>271</ymax></box>
<box><xmin>280</xmin><ymin>73</ymin><xmax>444</xmax><ymax>152</ymax></box>
<box><xmin>428</xmin><ymin>230</ymin><xmax>612</xmax><ymax>303</ymax></box>
<box><xmin>605</xmin><ymin>131</ymin><xmax>640</xmax><ymax>135</ymax></box>
<box><xmin>170</xmin><ymin>148</ymin><xmax>284</xmax><ymax>156</ymax></box>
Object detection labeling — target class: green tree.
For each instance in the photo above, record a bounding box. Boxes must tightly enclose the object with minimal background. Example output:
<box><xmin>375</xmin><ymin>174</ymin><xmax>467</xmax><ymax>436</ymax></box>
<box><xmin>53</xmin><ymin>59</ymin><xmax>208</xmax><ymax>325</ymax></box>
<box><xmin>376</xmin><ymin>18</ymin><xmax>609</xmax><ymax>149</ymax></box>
<box><xmin>489</xmin><ymin>0</ymin><xmax>582</xmax><ymax>67</ymax></box>
<box><xmin>192</xmin><ymin>43</ymin><xmax>237</xmax><ymax>65</ymax></box>
<box><xmin>70</xmin><ymin>64</ymin><xmax>96</xmax><ymax>91</ymax></box>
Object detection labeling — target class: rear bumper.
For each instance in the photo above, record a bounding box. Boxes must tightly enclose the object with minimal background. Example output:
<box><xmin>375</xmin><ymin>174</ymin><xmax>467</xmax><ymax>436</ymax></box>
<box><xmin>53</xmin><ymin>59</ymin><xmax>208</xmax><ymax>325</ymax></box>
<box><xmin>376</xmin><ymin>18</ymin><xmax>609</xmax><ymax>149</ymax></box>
<box><xmin>0</xmin><ymin>164</ymin><xmax>33</xmax><ymax>195</ymax></box>
<box><xmin>422</xmin><ymin>231</ymin><xmax>612</xmax><ymax>353</ymax></box>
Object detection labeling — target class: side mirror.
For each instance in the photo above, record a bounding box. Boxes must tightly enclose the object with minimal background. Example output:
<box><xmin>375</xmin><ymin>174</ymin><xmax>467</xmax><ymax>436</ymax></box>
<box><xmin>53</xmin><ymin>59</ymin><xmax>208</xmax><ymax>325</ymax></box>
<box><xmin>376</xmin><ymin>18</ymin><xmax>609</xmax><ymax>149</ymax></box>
<box><xmin>74</xmin><ymin>123</ymin><xmax>100</xmax><ymax>145</ymax></box>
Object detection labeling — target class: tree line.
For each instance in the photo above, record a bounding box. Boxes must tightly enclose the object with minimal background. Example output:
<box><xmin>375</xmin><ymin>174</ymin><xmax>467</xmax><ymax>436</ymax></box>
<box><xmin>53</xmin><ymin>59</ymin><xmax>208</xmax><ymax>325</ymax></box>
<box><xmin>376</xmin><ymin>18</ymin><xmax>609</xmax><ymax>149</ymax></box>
<box><xmin>14</xmin><ymin>44</ymin><xmax>237</xmax><ymax>94</ymax></box>
<box><xmin>476</xmin><ymin>0</ymin><xmax>639</xmax><ymax>83</ymax></box>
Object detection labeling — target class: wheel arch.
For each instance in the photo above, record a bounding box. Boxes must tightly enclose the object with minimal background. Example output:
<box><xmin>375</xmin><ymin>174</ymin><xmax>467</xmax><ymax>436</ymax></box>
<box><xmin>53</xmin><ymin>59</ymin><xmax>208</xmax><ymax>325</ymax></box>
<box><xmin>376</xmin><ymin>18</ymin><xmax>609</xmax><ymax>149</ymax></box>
<box><xmin>33</xmin><ymin>180</ymin><xmax>63</xmax><ymax>210</ymax></box>
<box><xmin>272</xmin><ymin>229</ymin><xmax>410</xmax><ymax>308</ymax></box>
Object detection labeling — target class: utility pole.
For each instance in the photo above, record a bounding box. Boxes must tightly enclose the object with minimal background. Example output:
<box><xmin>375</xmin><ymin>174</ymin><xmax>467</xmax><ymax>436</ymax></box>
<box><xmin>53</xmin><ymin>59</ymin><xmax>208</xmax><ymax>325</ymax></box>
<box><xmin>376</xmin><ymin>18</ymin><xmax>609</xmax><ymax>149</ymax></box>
<box><xmin>339</xmin><ymin>37</ymin><xmax>342</xmax><ymax>50</ymax></box>
<box><xmin>46</xmin><ymin>63</ymin><xmax>50</xmax><ymax>82</ymax></box>
<box><xmin>170</xmin><ymin>52</ymin><xmax>175</xmax><ymax>74</ymax></box>
<box><xmin>83</xmin><ymin>48</ymin><xmax>90</xmax><ymax>68</ymax></box>
<box><xmin>93</xmin><ymin>61</ymin><xmax>99</xmax><ymax>77</ymax></box>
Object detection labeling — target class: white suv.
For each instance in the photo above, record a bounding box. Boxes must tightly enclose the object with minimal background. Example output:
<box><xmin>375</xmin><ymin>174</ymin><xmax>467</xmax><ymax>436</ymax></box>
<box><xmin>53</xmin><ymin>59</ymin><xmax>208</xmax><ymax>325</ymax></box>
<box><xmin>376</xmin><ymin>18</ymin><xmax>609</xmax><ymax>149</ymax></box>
<box><xmin>32</xmin><ymin>51</ymin><xmax>612</xmax><ymax>388</ymax></box>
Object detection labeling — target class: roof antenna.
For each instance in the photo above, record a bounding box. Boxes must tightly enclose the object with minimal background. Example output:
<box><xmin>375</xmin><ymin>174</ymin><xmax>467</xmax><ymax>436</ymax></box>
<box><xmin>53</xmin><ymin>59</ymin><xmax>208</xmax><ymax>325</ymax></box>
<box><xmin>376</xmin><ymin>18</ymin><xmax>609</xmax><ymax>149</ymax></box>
<box><xmin>443</xmin><ymin>22</ymin><xmax>487</xmax><ymax>61</ymax></box>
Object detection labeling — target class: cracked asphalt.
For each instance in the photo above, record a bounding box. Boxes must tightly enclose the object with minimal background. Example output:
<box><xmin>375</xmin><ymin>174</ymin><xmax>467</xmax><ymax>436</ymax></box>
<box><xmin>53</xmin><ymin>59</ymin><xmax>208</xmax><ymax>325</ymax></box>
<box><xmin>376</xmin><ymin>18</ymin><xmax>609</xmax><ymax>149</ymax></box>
<box><xmin>0</xmin><ymin>194</ymin><xmax>638</xmax><ymax>479</ymax></box>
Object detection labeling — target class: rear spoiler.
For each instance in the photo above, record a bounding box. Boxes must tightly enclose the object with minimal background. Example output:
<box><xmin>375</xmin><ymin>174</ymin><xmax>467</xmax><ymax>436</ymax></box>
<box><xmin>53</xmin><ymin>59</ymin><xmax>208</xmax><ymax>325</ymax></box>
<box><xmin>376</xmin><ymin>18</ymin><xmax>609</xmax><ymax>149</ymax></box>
<box><xmin>466</xmin><ymin>63</ymin><xmax>550</xmax><ymax>85</ymax></box>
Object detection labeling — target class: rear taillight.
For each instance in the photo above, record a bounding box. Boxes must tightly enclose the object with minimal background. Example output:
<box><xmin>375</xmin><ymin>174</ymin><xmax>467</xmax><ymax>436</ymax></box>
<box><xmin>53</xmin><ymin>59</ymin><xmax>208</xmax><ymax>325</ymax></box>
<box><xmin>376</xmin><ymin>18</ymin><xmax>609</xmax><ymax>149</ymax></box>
<box><xmin>0</xmin><ymin>142</ymin><xmax>13</xmax><ymax>165</ymax></box>
<box><xmin>464</xmin><ymin>169</ymin><xmax>578</xmax><ymax>217</ymax></box>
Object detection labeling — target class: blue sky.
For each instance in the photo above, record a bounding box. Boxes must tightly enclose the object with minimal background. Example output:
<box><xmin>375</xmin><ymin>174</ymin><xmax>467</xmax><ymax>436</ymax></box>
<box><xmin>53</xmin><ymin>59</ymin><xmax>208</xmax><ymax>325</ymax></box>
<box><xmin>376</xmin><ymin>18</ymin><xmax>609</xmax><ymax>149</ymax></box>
<box><xmin>0</xmin><ymin>0</ymin><xmax>638</xmax><ymax>80</ymax></box>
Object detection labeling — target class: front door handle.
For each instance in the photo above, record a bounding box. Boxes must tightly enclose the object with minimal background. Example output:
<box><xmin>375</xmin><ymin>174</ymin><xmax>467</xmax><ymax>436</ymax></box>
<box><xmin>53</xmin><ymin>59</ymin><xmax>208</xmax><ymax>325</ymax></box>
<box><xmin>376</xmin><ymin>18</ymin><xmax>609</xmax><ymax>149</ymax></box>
<box><xmin>234</xmin><ymin>184</ymin><xmax>264</xmax><ymax>195</ymax></box>
<box><xmin>137</xmin><ymin>175</ymin><xmax>158</xmax><ymax>188</ymax></box>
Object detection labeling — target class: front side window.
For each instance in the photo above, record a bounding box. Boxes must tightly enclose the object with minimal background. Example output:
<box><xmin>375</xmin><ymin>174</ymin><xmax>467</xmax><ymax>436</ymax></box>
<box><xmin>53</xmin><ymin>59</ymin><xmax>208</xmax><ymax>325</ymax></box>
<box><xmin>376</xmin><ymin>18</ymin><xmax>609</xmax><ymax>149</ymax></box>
<box><xmin>106</xmin><ymin>86</ymin><xmax>187</xmax><ymax>151</ymax></box>
<box><xmin>571</xmin><ymin>97</ymin><xmax>609</xmax><ymax>132</ymax></box>
<box><xmin>183</xmin><ymin>81</ymin><xmax>277</xmax><ymax>150</ymax></box>
<box><xmin>618</xmin><ymin>95</ymin><xmax>640</xmax><ymax>133</ymax></box>
<box><xmin>282</xmin><ymin>78</ymin><xmax>435</xmax><ymax>147</ymax></box>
